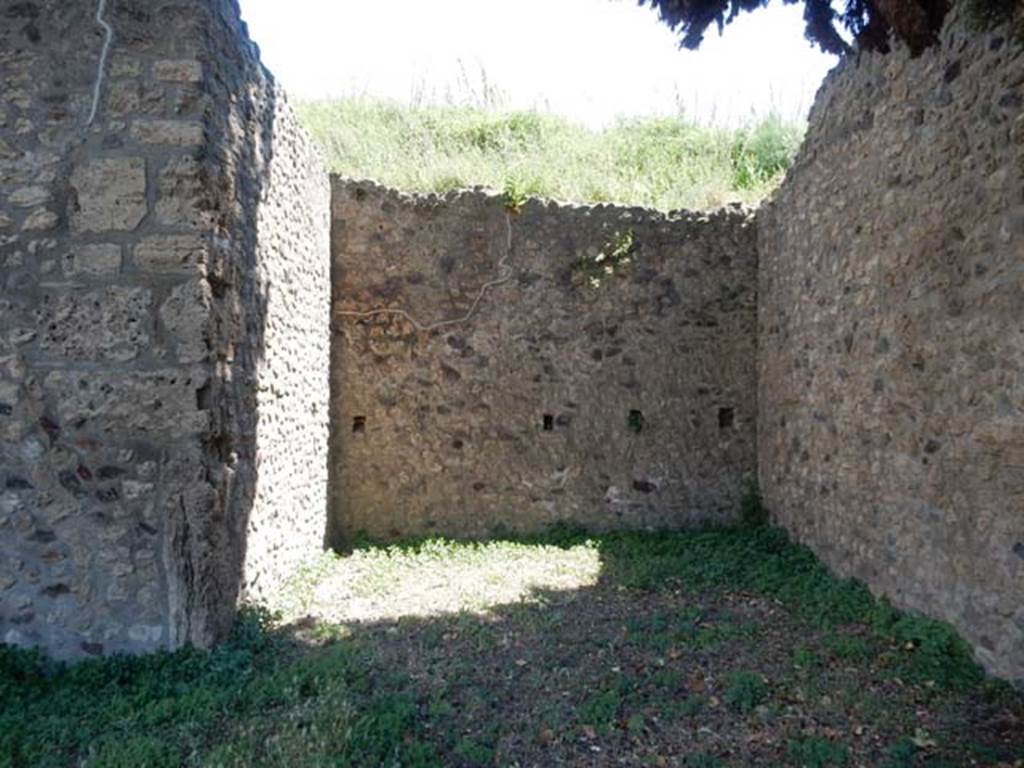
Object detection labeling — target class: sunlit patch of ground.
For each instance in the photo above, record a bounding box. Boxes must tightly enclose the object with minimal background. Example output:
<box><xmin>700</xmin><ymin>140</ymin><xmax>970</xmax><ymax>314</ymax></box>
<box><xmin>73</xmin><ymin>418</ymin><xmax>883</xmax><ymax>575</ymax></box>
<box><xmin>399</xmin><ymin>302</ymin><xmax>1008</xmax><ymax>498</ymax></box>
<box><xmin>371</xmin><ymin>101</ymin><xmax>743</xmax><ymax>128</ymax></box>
<box><xmin>273</xmin><ymin>538</ymin><xmax>603</xmax><ymax>624</ymax></box>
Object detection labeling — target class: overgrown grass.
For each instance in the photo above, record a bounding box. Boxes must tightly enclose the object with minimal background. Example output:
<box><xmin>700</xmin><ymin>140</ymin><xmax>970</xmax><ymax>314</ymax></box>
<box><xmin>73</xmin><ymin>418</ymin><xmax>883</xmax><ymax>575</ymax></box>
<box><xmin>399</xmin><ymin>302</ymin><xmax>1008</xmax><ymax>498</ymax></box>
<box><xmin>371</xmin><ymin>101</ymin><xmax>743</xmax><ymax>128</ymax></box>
<box><xmin>590</xmin><ymin>525</ymin><xmax>989</xmax><ymax>691</ymax></box>
<box><xmin>0</xmin><ymin>608</ymin><xmax>439</xmax><ymax>768</ymax></box>
<box><xmin>297</xmin><ymin>98</ymin><xmax>804</xmax><ymax>210</ymax></box>
<box><xmin>2</xmin><ymin>523</ymin><xmax>1021</xmax><ymax>767</ymax></box>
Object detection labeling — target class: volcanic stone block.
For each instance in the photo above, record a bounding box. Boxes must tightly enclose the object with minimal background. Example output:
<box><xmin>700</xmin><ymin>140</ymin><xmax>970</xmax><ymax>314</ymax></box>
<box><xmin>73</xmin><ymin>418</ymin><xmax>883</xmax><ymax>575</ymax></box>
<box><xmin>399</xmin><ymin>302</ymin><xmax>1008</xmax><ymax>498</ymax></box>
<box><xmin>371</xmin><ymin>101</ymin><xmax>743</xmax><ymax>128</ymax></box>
<box><xmin>37</xmin><ymin>287</ymin><xmax>151</xmax><ymax>362</ymax></box>
<box><xmin>134</xmin><ymin>234</ymin><xmax>207</xmax><ymax>274</ymax></box>
<box><xmin>45</xmin><ymin>369</ymin><xmax>210</xmax><ymax>441</ymax></box>
<box><xmin>70</xmin><ymin>158</ymin><xmax>148</xmax><ymax>233</ymax></box>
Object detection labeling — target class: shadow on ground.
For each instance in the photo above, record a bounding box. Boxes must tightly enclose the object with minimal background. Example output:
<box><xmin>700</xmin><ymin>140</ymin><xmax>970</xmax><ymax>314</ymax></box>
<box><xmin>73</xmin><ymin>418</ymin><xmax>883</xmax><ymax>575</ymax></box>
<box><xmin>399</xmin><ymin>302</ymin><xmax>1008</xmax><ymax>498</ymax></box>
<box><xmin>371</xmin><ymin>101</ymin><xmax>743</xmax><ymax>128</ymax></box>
<box><xmin>3</xmin><ymin>525</ymin><xmax>1023</xmax><ymax>767</ymax></box>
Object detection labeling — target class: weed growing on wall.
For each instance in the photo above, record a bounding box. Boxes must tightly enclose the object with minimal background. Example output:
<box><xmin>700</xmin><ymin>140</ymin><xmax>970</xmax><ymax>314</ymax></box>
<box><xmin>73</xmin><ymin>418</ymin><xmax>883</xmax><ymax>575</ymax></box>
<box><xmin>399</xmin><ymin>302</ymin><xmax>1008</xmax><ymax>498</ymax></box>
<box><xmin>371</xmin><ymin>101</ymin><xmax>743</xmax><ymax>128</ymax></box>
<box><xmin>501</xmin><ymin>177</ymin><xmax>531</xmax><ymax>214</ymax></box>
<box><xmin>574</xmin><ymin>229</ymin><xmax>636</xmax><ymax>288</ymax></box>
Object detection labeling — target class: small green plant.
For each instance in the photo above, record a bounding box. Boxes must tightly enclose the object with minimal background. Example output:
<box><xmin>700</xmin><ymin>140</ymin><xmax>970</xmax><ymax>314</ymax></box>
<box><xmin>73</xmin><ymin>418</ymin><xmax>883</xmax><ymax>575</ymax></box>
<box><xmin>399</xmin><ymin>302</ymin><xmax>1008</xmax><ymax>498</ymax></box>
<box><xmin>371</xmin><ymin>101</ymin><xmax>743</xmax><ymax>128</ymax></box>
<box><xmin>739</xmin><ymin>479</ymin><xmax>768</xmax><ymax>526</ymax></box>
<box><xmin>824</xmin><ymin>633</ymin><xmax>873</xmax><ymax>662</ymax></box>
<box><xmin>575</xmin><ymin>229</ymin><xmax>636</xmax><ymax>288</ymax></box>
<box><xmin>966</xmin><ymin>739</ymin><xmax>1005</xmax><ymax>763</ymax></box>
<box><xmin>685</xmin><ymin>752</ymin><xmax>724</xmax><ymax>768</ymax></box>
<box><xmin>502</xmin><ymin>177</ymin><xmax>529</xmax><ymax>214</ymax></box>
<box><xmin>787</xmin><ymin>736</ymin><xmax>850</xmax><ymax>767</ymax></box>
<box><xmin>881</xmin><ymin>736</ymin><xmax>919</xmax><ymax>768</ymax></box>
<box><xmin>647</xmin><ymin>668</ymin><xmax>684</xmax><ymax>691</ymax></box>
<box><xmin>674</xmin><ymin>694</ymin><xmax>707</xmax><ymax>717</ymax></box>
<box><xmin>626</xmin><ymin>712</ymin><xmax>646</xmax><ymax>734</ymax></box>
<box><xmin>723</xmin><ymin>670</ymin><xmax>768</xmax><ymax>713</ymax></box>
<box><xmin>792</xmin><ymin>645</ymin><xmax>820</xmax><ymax>670</ymax></box>
<box><xmin>453</xmin><ymin>736</ymin><xmax>494</xmax><ymax>763</ymax></box>
<box><xmin>579</xmin><ymin>685</ymin><xmax>624</xmax><ymax>732</ymax></box>
<box><xmin>229</xmin><ymin>603</ymin><xmax>282</xmax><ymax>651</ymax></box>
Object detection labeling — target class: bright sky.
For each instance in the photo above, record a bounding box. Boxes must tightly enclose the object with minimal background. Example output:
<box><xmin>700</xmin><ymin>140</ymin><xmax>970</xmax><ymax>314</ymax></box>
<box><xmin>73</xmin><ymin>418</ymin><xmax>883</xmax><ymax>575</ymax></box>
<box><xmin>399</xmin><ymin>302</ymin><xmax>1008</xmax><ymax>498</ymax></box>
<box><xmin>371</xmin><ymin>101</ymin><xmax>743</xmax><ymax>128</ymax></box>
<box><xmin>237</xmin><ymin>0</ymin><xmax>838</xmax><ymax>127</ymax></box>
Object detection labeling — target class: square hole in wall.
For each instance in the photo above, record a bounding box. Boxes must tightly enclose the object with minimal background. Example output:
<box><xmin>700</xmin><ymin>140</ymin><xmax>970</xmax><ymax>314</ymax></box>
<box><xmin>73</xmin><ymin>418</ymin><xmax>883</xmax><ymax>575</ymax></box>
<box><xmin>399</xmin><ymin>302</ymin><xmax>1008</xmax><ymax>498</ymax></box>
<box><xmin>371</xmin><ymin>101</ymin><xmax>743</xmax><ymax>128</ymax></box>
<box><xmin>718</xmin><ymin>407</ymin><xmax>735</xmax><ymax>430</ymax></box>
<box><xmin>352</xmin><ymin>415</ymin><xmax>366</xmax><ymax>433</ymax></box>
<box><xmin>628</xmin><ymin>409</ymin><xmax>644</xmax><ymax>433</ymax></box>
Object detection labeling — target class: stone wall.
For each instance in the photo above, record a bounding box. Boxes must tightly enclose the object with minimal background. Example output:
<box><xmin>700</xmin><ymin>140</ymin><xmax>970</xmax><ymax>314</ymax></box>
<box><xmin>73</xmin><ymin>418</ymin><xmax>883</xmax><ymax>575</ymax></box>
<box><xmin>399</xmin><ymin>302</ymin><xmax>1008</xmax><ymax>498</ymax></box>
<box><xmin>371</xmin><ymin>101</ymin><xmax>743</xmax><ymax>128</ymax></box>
<box><xmin>758</xmin><ymin>6</ymin><xmax>1024</xmax><ymax>681</ymax></box>
<box><xmin>4</xmin><ymin>0</ymin><xmax>1022</xmax><ymax>686</ymax></box>
<box><xmin>199</xmin><ymin>2</ymin><xmax>331</xmax><ymax>607</ymax></box>
<box><xmin>0</xmin><ymin>0</ymin><xmax>329</xmax><ymax>659</ymax></box>
<box><xmin>329</xmin><ymin>180</ymin><xmax>757</xmax><ymax>543</ymax></box>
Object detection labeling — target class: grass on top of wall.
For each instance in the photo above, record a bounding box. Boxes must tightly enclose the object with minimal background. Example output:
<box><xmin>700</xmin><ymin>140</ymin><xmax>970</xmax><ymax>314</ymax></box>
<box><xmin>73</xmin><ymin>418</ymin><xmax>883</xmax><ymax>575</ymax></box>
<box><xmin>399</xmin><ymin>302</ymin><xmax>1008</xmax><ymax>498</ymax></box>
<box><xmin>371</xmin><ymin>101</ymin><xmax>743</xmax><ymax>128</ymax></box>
<box><xmin>296</xmin><ymin>98</ymin><xmax>805</xmax><ymax>211</ymax></box>
<box><xmin>3</xmin><ymin>523</ymin><xmax>1023</xmax><ymax>767</ymax></box>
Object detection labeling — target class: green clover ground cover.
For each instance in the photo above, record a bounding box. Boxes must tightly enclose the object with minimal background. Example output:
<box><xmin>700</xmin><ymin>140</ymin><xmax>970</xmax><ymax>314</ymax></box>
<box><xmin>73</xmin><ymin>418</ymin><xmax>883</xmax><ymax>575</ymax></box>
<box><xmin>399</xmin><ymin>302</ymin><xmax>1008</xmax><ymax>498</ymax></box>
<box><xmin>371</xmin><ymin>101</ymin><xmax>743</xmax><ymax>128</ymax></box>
<box><xmin>3</xmin><ymin>523</ymin><xmax>1022</xmax><ymax>767</ymax></box>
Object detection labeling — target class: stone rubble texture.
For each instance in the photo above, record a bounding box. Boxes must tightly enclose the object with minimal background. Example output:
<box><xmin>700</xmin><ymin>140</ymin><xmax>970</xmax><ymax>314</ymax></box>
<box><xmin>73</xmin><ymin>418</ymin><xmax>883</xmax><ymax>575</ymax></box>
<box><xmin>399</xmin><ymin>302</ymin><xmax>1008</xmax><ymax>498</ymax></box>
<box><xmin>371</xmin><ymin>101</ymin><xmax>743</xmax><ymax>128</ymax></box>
<box><xmin>328</xmin><ymin>181</ymin><xmax>758</xmax><ymax>542</ymax></box>
<box><xmin>0</xmin><ymin>0</ymin><xmax>329</xmax><ymax>659</ymax></box>
<box><xmin>758</xmin><ymin>5</ymin><xmax>1024</xmax><ymax>682</ymax></box>
<box><xmin>0</xmin><ymin>0</ymin><xmax>1021</xmax><ymax>685</ymax></box>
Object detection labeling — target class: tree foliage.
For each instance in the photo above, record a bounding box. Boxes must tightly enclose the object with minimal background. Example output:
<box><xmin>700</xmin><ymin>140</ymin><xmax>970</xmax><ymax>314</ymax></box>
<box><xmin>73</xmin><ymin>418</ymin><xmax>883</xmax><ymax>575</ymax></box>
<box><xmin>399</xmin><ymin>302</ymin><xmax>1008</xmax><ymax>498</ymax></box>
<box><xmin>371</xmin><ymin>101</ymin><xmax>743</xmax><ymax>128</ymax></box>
<box><xmin>639</xmin><ymin>0</ymin><xmax>954</xmax><ymax>56</ymax></box>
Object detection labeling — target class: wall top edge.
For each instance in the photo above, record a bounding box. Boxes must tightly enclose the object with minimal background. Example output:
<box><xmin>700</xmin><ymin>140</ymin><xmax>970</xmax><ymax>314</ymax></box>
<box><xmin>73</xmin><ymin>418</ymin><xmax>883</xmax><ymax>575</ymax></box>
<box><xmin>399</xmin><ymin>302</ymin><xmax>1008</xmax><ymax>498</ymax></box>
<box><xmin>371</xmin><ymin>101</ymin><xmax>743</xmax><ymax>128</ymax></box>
<box><xmin>329</xmin><ymin>176</ymin><xmax>759</xmax><ymax>224</ymax></box>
